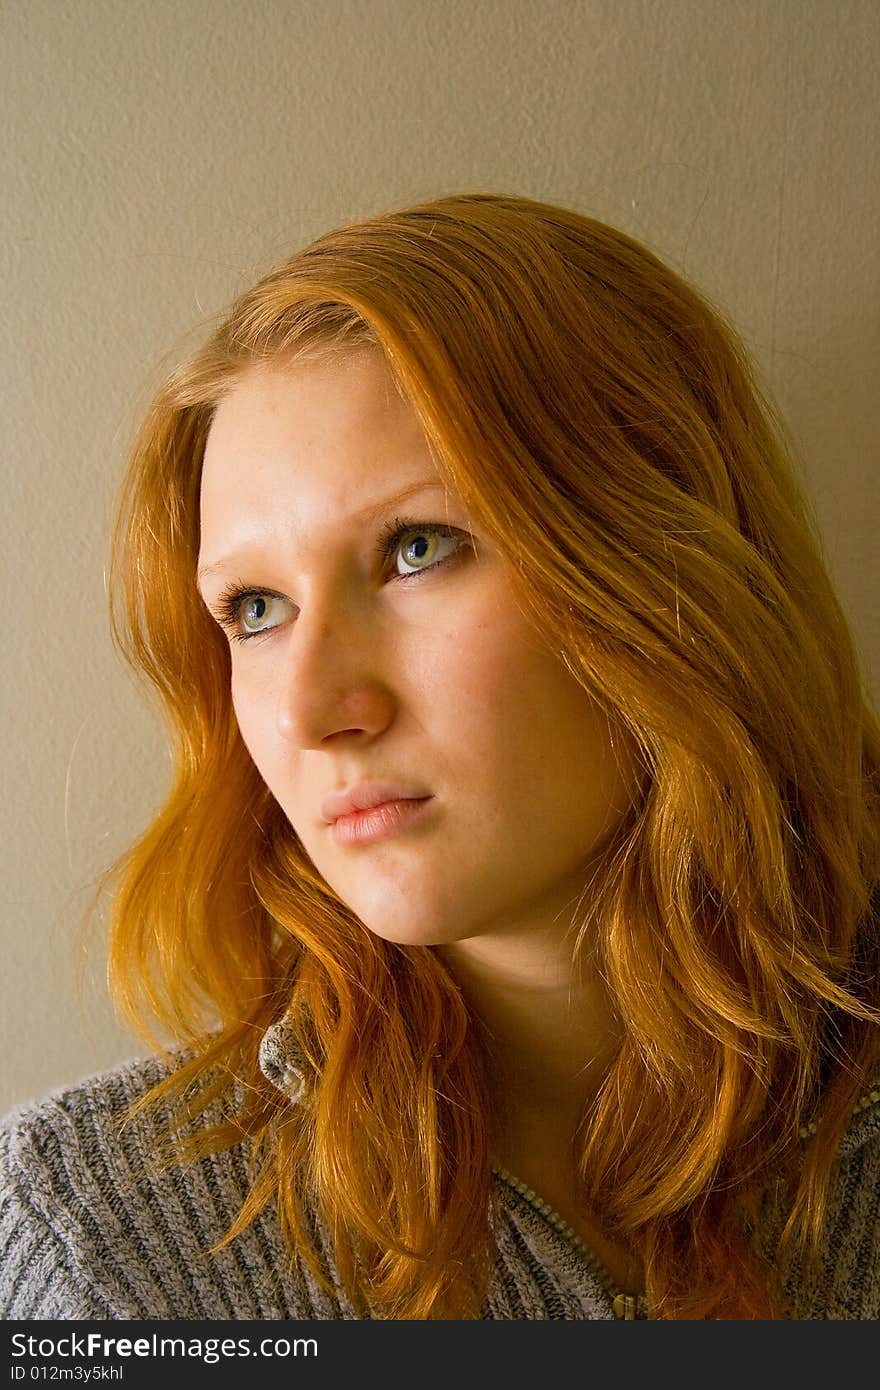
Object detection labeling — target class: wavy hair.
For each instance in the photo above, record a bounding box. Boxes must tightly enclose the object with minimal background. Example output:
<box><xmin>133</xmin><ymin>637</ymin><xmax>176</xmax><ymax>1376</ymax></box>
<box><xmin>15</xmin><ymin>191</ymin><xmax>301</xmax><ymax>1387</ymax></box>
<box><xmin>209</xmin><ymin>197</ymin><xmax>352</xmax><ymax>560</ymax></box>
<box><xmin>93</xmin><ymin>191</ymin><xmax>880</xmax><ymax>1319</ymax></box>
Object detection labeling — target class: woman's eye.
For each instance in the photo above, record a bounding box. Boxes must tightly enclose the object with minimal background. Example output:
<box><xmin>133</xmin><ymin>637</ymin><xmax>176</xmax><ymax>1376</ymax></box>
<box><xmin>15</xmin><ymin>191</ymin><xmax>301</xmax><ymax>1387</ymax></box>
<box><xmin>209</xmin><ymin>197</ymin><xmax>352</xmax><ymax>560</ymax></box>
<box><xmin>214</xmin><ymin>586</ymin><xmax>291</xmax><ymax>643</ymax></box>
<box><xmin>214</xmin><ymin>520</ymin><xmax>469</xmax><ymax>644</ymax></box>
<box><xmin>389</xmin><ymin>523</ymin><xmax>463</xmax><ymax>578</ymax></box>
<box><xmin>238</xmin><ymin>593</ymin><xmax>284</xmax><ymax>636</ymax></box>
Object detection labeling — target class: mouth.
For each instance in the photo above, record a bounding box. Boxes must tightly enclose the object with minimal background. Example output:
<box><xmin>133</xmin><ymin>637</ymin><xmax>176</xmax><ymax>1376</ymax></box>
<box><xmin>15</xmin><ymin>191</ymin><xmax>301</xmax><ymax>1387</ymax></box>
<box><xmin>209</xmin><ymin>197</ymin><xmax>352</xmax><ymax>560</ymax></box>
<box><xmin>331</xmin><ymin>796</ymin><xmax>434</xmax><ymax>847</ymax></box>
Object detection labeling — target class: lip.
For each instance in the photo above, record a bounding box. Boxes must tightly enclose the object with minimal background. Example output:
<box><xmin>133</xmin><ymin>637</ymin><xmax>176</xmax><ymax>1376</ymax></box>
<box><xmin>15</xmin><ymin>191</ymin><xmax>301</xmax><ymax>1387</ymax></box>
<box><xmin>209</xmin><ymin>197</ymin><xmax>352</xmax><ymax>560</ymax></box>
<box><xmin>321</xmin><ymin>780</ymin><xmax>432</xmax><ymax>824</ymax></box>
<box><xmin>331</xmin><ymin>796</ymin><xmax>434</xmax><ymax>847</ymax></box>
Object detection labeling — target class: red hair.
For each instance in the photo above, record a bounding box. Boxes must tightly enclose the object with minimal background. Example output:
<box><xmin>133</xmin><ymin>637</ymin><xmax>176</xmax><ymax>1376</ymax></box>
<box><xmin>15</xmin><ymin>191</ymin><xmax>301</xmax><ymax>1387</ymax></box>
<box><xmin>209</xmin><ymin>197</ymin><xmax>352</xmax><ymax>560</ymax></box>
<box><xmin>91</xmin><ymin>192</ymin><xmax>880</xmax><ymax>1318</ymax></box>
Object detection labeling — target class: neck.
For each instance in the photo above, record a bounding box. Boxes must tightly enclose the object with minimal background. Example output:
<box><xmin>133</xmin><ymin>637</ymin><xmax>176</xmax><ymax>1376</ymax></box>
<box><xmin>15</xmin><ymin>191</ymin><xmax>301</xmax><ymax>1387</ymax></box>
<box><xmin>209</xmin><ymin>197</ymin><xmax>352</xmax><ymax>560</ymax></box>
<box><xmin>435</xmin><ymin>923</ymin><xmax>622</xmax><ymax>1150</ymax></box>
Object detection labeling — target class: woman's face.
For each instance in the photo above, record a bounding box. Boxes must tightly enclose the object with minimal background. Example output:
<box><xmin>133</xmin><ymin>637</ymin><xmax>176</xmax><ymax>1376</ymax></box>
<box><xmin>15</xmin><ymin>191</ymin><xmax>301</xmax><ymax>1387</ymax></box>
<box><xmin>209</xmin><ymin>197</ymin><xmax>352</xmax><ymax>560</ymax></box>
<box><xmin>198</xmin><ymin>350</ymin><xmax>641</xmax><ymax>950</ymax></box>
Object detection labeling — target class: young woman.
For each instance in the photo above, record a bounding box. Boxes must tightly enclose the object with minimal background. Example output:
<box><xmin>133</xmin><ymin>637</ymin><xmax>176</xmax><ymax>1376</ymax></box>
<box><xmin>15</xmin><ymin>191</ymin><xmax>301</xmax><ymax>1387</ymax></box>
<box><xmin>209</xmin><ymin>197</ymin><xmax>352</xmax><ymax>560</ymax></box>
<box><xmin>2</xmin><ymin>192</ymin><xmax>878</xmax><ymax>1321</ymax></box>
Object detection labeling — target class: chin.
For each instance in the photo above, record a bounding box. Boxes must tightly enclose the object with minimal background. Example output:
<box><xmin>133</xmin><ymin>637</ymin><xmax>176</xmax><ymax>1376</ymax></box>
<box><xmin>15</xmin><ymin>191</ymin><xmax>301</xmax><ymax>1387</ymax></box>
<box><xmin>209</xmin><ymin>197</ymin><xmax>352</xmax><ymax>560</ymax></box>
<box><xmin>357</xmin><ymin>919</ymin><xmax>455</xmax><ymax>948</ymax></box>
<box><xmin>350</xmin><ymin>904</ymin><xmax>472</xmax><ymax>949</ymax></box>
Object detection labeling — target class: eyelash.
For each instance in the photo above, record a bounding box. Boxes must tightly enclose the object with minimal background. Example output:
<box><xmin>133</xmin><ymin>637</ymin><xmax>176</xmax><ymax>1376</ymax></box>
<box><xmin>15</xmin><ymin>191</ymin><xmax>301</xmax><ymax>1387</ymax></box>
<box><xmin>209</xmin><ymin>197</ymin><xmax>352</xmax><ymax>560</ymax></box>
<box><xmin>212</xmin><ymin>516</ymin><xmax>468</xmax><ymax>644</ymax></box>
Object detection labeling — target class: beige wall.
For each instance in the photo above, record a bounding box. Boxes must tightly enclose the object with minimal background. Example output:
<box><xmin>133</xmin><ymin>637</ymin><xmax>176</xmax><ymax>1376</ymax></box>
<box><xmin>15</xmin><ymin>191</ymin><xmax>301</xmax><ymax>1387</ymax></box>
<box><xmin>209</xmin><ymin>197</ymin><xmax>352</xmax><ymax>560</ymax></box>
<box><xmin>2</xmin><ymin>0</ymin><xmax>878</xmax><ymax>1114</ymax></box>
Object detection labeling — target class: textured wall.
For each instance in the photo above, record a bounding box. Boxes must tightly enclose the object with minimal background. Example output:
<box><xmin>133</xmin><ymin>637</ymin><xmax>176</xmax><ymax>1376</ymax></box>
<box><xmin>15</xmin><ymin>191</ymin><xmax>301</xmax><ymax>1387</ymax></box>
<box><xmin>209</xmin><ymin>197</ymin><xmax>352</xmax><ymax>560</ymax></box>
<box><xmin>2</xmin><ymin>0</ymin><xmax>878</xmax><ymax>1113</ymax></box>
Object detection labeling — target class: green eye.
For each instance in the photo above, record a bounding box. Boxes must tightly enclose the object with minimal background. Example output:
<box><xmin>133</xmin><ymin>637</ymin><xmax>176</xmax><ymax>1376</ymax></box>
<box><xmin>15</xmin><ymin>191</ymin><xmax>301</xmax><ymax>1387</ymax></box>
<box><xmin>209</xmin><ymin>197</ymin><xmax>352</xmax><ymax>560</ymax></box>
<box><xmin>241</xmin><ymin>595</ymin><xmax>272</xmax><ymax>631</ymax></box>
<box><xmin>378</xmin><ymin>517</ymin><xmax>466</xmax><ymax>578</ymax></box>
<box><xmin>215</xmin><ymin>586</ymin><xmax>291</xmax><ymax>643</ymax></box>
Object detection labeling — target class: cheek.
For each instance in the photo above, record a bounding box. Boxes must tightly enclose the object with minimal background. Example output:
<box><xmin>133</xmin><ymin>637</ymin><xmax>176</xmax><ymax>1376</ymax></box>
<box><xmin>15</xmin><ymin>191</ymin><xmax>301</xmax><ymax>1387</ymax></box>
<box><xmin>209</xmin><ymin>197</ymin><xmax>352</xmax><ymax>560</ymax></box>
<box><xmin>438</xmin><ymin>614</ymin><xmax>624</xmax><ymax>795</ymax></box>
<box><xmin>230</xmin><ymin>678</ymin><xmax>278</xmax><ymax>780</ymax></box>
<box><xmin>439</xmin><ymin>614</ymin><xmax>561</xmax><ymax>724</ymax></box>
<box><xmin>410</xmin><ymin>630</ymin><xmax>513</xmax><ymax>735</ymax></box>
<box><xmin>432</xmin><ymin>593</ymin><xmax>538</xmax><ymax>697</ymax></box>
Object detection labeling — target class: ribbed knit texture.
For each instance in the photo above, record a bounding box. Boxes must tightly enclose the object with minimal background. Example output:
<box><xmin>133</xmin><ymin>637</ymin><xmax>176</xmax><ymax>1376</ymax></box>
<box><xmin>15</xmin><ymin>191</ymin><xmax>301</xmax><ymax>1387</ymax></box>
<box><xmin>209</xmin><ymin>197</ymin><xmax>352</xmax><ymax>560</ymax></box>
<box><xmin>2</xmin><ymin>1043</ymin><xmax>878</xmax><ymax>1320</ymax></box>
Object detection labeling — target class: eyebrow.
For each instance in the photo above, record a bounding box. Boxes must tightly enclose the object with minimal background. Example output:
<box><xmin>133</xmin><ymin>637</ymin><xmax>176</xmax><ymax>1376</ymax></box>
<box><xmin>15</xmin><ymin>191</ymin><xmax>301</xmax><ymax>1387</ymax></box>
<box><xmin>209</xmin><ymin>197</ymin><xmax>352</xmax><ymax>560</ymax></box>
<box><xmin>196</xmin><ymin>478</ymin><xmax>451</xmax><ymax>586</ymax></box>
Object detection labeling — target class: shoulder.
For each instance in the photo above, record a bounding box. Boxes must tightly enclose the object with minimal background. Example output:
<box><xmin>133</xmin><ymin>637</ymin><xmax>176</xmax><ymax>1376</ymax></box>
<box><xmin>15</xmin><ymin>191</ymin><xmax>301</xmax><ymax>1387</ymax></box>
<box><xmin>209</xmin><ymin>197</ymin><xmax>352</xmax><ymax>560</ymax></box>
<box><xmin>784</xmin><ymin>1079</ymin><xmax>880</xmax><ymax>1319</ymax></box>
<box><xmin>0</xmin><ymin>1051</ymin><xmax>195</xmax><ymax>1317</ymax></box>
<box><xmin>827</xmin><ymin>1081</ymin><xmax>880</xmax><ymax>1315</ymax></box>
<box><xmin>0</xmin><ymin>1050</ymin><xmax>203</xmax><ymax>1215</ymax></box>
<box><xmin>836</xmin><ymin>1077</ymin><xmax>880</xmax><ymax>1160</ymax></box>
<box><xmin>1</xmin><ymin>1050</ymin><xmax>189</xmax><ymax>1154</ymax></box>
<box><xmin>0</xmin><ymin>1050</ymin><xmax>326</xmax><ymax>1319</ymax></box>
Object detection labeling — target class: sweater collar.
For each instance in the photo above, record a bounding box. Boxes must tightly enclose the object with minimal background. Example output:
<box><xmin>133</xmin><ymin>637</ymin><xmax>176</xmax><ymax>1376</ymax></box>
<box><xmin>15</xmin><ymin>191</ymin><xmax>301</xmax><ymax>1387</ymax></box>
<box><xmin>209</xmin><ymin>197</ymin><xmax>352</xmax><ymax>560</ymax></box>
<box><xmin>258</xmin><ymin>1010</ymin><xmax>311</xmax><ymax>1104</ymax></box>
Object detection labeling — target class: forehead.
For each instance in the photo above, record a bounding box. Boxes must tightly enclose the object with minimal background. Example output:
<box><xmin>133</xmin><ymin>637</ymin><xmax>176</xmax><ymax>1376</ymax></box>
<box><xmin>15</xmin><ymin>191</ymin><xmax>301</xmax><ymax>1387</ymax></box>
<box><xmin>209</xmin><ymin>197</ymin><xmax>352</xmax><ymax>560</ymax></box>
<box><xmin>205</xmin><ymin>347</ymin><xmax>422</xmax><ymax>462</ymax></box>
<box><xmin>197</xmin><ymin>351</ymin><xmax>451</xmax><ymax>568</ymax></box>
<box><xmin>204</xmin><ymin>349</ymin><xmax>436</xmax><ymax>488</ymax></box>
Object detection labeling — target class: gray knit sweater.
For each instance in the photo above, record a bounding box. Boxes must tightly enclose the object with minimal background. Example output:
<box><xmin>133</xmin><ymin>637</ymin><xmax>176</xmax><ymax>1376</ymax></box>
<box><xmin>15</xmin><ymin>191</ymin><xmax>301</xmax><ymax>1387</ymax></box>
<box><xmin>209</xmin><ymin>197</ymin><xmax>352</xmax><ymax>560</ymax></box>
<box><xmin>2</xmin><ymin>1023</ymin><xmax>879</xmax><ymax>1320</ymax></box>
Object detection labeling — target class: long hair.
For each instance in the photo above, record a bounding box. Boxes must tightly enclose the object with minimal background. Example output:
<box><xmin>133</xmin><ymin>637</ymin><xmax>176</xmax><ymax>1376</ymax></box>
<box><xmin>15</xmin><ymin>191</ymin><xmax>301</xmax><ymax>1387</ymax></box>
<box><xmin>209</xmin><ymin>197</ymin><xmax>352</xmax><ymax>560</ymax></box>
<box><xmin>94</xmin><ymin>191</ymin><xmax>880</xmax><ymax>1319</ymax></box>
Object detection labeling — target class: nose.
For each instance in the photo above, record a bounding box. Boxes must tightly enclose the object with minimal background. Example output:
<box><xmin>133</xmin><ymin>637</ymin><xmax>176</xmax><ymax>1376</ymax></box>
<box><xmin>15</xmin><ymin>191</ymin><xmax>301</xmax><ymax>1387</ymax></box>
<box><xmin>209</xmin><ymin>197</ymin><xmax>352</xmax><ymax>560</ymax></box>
<box><xmin>273</xmin><ymin>599</ymin><xmax>397</xmax><ymax>748</ymax></box>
